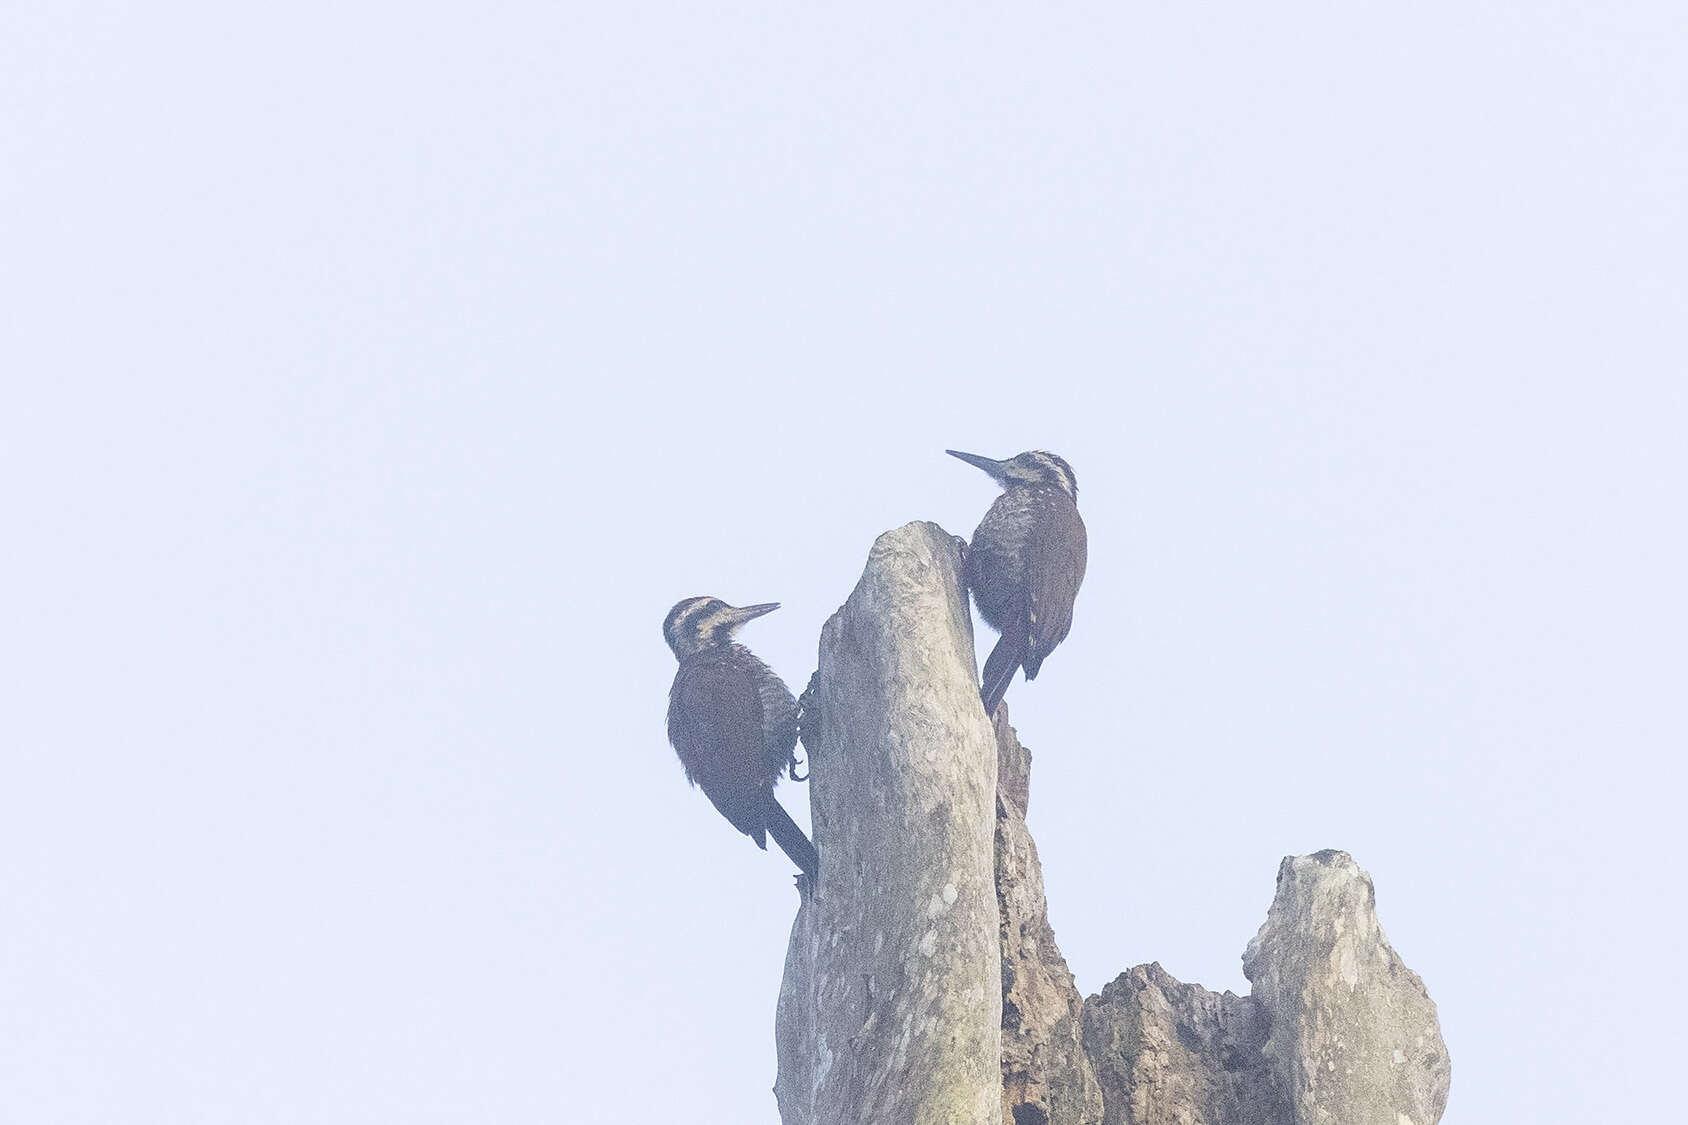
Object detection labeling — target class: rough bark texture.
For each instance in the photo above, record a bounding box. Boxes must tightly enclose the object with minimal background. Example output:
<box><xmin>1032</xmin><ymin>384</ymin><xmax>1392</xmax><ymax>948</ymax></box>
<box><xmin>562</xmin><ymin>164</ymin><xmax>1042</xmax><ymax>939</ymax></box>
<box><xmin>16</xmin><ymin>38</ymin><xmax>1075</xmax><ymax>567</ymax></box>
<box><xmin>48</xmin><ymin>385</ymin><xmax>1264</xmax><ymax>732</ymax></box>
<box><xmin>775</xmin><ymin>522</ymin><xmax>1003</xmax><ymax>1125</ymax></box>
<box><xmin>775</xmin><ymin>523</ymin><xmax>1450</xmax><ymax>1125</ymax></box>
<box><xmin>994</xmin><ymin>709</ymin><xmax>1103</xmax><ymax>1125</ymax></box>
<box><xmin>1240</xmin><ymin>850</ymin><xmax>1452</xmax><ymax>1125</ymax></box>
<box><xmin>1082</xmin><ymin>964</ymin><xmax>1285</xmax><ymax>1125</ymax></box>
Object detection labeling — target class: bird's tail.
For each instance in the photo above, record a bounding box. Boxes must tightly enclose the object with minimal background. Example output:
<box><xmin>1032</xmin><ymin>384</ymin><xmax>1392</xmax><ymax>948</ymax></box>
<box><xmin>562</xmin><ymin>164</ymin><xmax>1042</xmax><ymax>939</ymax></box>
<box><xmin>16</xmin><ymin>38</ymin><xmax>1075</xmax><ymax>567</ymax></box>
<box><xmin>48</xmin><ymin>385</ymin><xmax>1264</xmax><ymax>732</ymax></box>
<box><xmin>762</xmin><ymin>794</ymin><xmax>819</xmax><ymax>878</ymax></box>
<box><xmin>980</xmin><ymin>619</ymin><xmax>1028</xmax><ymax>718</ymax></box>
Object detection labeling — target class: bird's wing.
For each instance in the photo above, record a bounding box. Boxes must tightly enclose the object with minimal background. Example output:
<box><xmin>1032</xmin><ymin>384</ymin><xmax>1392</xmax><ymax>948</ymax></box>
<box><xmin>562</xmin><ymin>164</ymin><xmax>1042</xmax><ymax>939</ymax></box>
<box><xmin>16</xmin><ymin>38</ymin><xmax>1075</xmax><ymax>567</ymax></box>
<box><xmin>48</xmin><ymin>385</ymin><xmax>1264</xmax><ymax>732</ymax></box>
<box><xmin>667</xmin><ymin>655</ymin><xmax>772</xmax><ymax>841</ymax></box>
<box><xmin>1024</xmin><ymin>494</ymin><xmax>1088</xmax><ymax>676</ymax></box>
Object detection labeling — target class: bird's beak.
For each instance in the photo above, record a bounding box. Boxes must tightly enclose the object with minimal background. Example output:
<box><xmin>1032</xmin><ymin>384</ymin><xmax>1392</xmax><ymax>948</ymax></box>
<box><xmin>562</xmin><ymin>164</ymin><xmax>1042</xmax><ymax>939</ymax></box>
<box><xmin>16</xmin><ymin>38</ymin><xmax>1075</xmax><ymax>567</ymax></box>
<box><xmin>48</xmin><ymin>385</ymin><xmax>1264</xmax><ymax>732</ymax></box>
<box><xmin>729</xmin><ymin>602</ymin><xmax>781</xmax><ymax>625</ymax></box>
<box><xmin>946</xmin><ymin>449</ymin><xmax>1006</xmax><ymax>479</ymax></box>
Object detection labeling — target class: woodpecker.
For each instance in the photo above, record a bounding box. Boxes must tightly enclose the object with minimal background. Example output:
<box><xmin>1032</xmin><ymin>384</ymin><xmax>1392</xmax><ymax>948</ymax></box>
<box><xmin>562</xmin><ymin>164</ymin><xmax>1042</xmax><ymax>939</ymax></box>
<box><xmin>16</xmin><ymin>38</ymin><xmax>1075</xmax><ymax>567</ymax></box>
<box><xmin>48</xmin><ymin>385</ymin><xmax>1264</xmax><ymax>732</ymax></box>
<box><xmin>662</xmin><ymin>597</ymin><xmax>818</xmax><ymax>878</ymax></box>
<box><xmin>947</xmin><ymin>449</ymin><xmax>1088</xmax><ymax>717</ymax></box>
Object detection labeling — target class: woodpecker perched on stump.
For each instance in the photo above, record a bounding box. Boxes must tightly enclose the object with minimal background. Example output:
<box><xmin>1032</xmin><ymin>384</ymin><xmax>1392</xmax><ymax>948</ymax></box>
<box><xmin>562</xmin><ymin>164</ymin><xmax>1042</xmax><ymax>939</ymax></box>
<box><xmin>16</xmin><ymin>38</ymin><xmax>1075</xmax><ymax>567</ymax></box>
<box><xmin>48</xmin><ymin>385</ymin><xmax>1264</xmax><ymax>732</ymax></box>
<box><xmin>947</xmin><ymin>449</ymin><xmax>1088</xmax><ymax>717</ymax></box>
<box><xmin>662</xmin><ymin>597</ymin><xmax>818</xmax><ymax>878</ymax></box>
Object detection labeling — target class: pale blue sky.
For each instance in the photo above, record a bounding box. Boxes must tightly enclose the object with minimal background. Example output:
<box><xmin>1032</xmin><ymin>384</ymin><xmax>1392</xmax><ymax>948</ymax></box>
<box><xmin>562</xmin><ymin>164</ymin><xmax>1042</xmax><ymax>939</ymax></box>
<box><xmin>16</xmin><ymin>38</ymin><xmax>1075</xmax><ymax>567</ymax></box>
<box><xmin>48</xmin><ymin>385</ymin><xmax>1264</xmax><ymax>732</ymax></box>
<box><xmin>3</xmin><ymin>3</ymin><xmax>1684</xmax><ymax>1122</ymax></box>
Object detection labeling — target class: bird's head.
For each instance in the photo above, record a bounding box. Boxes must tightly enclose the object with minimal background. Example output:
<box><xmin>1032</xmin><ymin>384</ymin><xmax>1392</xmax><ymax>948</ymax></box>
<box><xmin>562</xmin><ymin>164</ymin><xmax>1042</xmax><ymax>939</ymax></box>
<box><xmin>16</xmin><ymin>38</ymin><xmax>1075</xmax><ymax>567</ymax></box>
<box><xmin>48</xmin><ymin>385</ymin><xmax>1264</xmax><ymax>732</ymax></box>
<box><xmin>946</xmin><ymin>449</ymin><xmax>1078</xmax><ymax>501</ymax></box>
<box><xmin>662</xmin><ymin>596</ymin><xmax>780</xmax><ymax>658</ymax></box>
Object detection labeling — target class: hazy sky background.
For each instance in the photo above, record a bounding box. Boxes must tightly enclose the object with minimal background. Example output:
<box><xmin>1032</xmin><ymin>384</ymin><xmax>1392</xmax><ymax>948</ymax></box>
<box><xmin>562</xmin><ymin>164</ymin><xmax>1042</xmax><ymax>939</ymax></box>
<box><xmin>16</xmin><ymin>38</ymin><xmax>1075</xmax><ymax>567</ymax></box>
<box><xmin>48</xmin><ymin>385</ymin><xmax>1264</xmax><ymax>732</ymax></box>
<box><xmin>4</xmin><ymin>3</ymin><xmax>1684</xmax><ymax>1122</ymax></box>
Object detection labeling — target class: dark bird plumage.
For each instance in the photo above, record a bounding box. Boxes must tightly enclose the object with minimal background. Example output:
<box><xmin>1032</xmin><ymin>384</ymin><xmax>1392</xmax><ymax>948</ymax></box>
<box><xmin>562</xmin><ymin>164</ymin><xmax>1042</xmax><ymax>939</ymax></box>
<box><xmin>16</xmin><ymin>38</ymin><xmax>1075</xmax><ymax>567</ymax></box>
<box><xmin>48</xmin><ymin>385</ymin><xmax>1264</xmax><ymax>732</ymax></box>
<box><xmin>662</xmin><ymin>597</ymin><xmax>818</xmax><ymax>877</ymax></box>
<box><xmin>948</xmin><ymin>449</ymin><xmax>1088</xmax><ymax>716</ymax></box>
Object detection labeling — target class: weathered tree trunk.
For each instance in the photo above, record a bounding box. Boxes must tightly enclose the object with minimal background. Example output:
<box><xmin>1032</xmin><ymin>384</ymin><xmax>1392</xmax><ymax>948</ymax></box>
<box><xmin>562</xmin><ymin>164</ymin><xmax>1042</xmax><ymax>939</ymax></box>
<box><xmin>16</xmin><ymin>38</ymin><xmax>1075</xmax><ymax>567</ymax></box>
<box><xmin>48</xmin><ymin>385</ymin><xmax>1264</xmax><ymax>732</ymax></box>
<box><xmin>775</xmin><ymin>522</ymin><xmax>1451</xmax><ymax>1125</ymax></box>
<box><xmin>994</xmin><ymin>709</ymin><xmax>1103</xmax><ymax>1125</ymax></box>
<box><xmin>776</xmin><ymin>523</ymin><xmax>1003</xmax><ymax>1125</ymax></box>
<box><xmin>1240</xmin><ymin>851</ymin><xmax>1452</xmax><ymax>1125</ymax></box>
